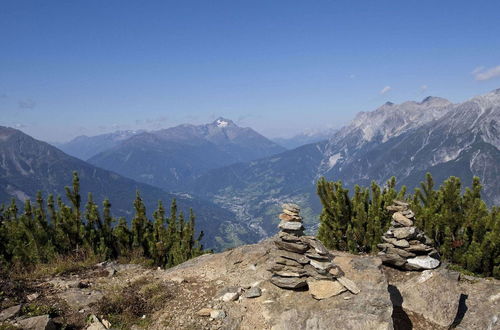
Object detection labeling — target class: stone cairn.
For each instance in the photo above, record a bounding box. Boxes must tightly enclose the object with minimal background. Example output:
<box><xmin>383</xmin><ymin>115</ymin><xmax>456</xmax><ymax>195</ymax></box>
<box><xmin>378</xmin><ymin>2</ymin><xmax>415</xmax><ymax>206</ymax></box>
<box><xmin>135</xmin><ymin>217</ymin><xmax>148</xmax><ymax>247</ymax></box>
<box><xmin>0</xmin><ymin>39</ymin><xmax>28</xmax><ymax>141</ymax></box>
<box><xmin>378</xmin><ymin>200</ymin><xmax>440</xmax><ymax>271</ymax></box>
<box><xmin>268</xmin><ymin>203</ymin><xmax>359</xmax><ymax>299</ymax></box>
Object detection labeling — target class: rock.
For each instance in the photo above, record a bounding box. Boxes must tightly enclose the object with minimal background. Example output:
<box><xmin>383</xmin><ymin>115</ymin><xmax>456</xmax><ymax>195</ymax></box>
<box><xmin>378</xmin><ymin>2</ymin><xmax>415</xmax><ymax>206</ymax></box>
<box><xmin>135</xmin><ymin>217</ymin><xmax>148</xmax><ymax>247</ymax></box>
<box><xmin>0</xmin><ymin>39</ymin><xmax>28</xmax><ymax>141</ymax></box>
<box><xmin>376</xmin><ymin>243</ymin><xmax>394</xmax><ymax>250</ymax></box>
<box><xmin>210</xmin><ymin>309</ymin><xmax>226</xmax><ymax>320</ymax></box>
<box><xmin>382</xmin><ymin>236</ymin><xmax>410</xmax><ymax>248</ymax></box>
<box><xmin>379</xmin><ymin>252</ymin><xmax>407</xmax><ymax>267</ymax></box>
<box><xmin>392</xmin><ymin>226</ymin><xmax>416</xmax><ymax>239</ymax></box>
<box><xmin>87</xmin><ymin>315</ymin><xmax>107</xmax><ymax>330</ymax></box>
<box><xmin>270</xmin><ymin>275</ymin><xmax>307</xmax><ymax>289</ymax></box>
<box><xmin>406</xmin><ymin>256</ymin><xmax>440</xmax><ymax>270</ymax></box>
<box><xmin>305</xmin><ymin>250</ymin><xmax>330</xmax><ymax>261</ymax></box>
<box><xmin>17</xmin><ymin>315</ymin><xmax>56</xmax><ymax>330</ymax></box>
<box><xmin>220</xmin><ymin>291</ymin><xmax>240</xmax><ymax>302</ymax></box>
<box><xmin>170</xmin><ymin>276</ymin><xmax>185</xmax><ymax>284</ymax></box>
<box><xmin>27</xmin><ymin>293</ymin><xmax>40</xmax><ymax>301</ymax></box>
<box><xmin>300</xmin><ymin>236</ymin><xmax>329</xmax><ymax>255</ymax></box>
<box><xmin>393</xmin><ymin>200</ymin><xmax>409</xmax><ymax>207</ymax></box>
<box><xmin>278</xmin><ymin>221</ymin><xmax>303</xmax><ymax>231</ymax></box>
<box><xmin>405</xmin><ymin>244</ymin><xmax>433</xmax><ymax>253</ymax></box>
<box><xmin>279</xmin><ymin>213</ymin><xmax>302</xmax><ymax>222</ymax></box>
<box><xmin>278</xmin><ymin>232</ymin><xmax>301</xmax><ymax>242</ymax></box>
<box><xmin>275</xmin><ymin>256</ymin><xmax>303</xmax><ymax>267</ymax></box>
<box><xmin>392</xmin><ymin>212</ymin><xmax>413</xmax><ymax>226</ymax></box>
<box><xmin>0</xmin><ymin>304</ymin><xmax>21</xmax><ymax>321</ymax></box>
<box><xmin>386</xmin><ymin>205</ymin><xmax>406</xmax><ymax>212</ymax></box>
<box><xmin>282</xmin><ymin>209</ymin><xmax>300</xmax><ymax>216</ymax></box>
<box><xmin>398</xmin><ymin>271</ymin><xmax>461</xmax><ymax>327</ymax></box>
<box><xmin>101</xmin><ymin>319</ymin><xmax>111</xmax><ymax>329</ymax></box>
<box><xmin>386</xmin><ymin>247</ymin><xmax>416</xmax><ymax>258</ymax></box>
<box><xmin>274</xmin><ymin>269</ymin><xmax>307</xmax><ymax>277</ymax></box>
<box><xmin>282</xmin><ymin>203</ymin><xmax>300</xmax><ymax>212</ymax></box>
<box><xmin>310</xmin><ymin>259</ymin><xmax>334</xmax><ymax>271</ymax></box>
<box><xmin>196</xmin><ymin>308</ymin><xmax>214</xmax><ymax>316</ymax></box>
<box><xmin>307</xmin><ymin>279</ymin><xmax>346</xmax><ymax>300</ymax></box>
<box><xmin>402</xmin><ymin>210</ymin><xmax>415</xmax><ymax>218</ymax></box>
<box><xmin>274</xmin><ymin>240</ymin><xmax>309</xmax><ymax>253</ymax></box>
<box><xmin>337</xmin><ymin>276</ymin><xmax>360</xmax><ymax>294</ymax></box>
<box><xmin>275</xmin><ymin>250</ymin><xmax>310</xmax><ymax>264</ymax></box>
<box><xmin>244</xmin><ymin>286</ymin><xmax>262</xmax><ymax>298</ymax></box>
<box><xmin>328</xmin><ymin>265</ymin><xmax>344</xmax><ymax>278</ymax></box>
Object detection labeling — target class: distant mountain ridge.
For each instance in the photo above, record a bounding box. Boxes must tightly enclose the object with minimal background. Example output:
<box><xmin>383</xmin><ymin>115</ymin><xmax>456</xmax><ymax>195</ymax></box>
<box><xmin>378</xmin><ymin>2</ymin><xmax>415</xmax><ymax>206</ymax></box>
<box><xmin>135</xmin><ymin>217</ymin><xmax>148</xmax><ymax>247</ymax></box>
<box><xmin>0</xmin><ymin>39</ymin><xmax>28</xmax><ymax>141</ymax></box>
<box><xmin>191</xmin><ymin>89</ymin><xmax>500</xmax><ymax>244</ymax></box>
<box><xmin>55</xmin><ymin>130</ymin><xmax>145</xmax><ymax>160</ymax></box>
<box><xmin>87</xmin><ymin>118</ymin><xmax>286</xmax><ymax>191</ymax></box>
<box><xmin>0</xmin><ymin>126</ymin><xmax>252</xmax><ymax>250</ymax></box>
<box><xmin>272</xmin><ymin>127</ymin><xmax>338</xmax><ymax>149</ymax></box>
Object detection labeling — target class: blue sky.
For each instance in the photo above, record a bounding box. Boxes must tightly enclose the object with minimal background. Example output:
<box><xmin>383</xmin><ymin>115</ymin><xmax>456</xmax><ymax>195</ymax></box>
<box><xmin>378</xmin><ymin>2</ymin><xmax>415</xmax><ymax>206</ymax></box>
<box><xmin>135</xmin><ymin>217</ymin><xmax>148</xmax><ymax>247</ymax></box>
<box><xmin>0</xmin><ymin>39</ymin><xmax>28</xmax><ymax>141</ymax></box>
<box><xmin>1</xmin><ymin>0</ymin><xmax>500</xmax><ymax>142</ymax></box>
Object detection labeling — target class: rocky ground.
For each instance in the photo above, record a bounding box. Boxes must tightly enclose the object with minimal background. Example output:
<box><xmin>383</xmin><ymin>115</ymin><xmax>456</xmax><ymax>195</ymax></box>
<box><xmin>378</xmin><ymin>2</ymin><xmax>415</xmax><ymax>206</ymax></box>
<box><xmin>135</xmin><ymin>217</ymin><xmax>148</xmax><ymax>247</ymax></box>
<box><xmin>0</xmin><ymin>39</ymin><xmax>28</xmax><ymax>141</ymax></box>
<box><xmin>0</xmin><ymin>239</ymin><xmax>498</xmax><ymax>329</ymax></box>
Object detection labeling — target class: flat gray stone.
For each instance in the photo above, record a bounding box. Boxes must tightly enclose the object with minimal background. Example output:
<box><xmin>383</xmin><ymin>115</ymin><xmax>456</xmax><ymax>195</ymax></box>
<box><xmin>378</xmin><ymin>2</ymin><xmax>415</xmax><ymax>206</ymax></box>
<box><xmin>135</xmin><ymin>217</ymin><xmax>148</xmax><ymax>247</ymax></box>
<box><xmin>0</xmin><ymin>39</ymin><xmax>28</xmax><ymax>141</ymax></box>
<box><xmin>278</xmin><ymin>221</ymin><xmax>303</xmax><ymax>231</ymax></box>
<box><xmin>270</xmin><ymin>275</ymin><xmax>307</xmax><ymax>289</ymax></box>
<box><xmin>274</xmin><ymin>240</ymin><xmax>309</xmax><ymax>253</ymax></box>
<box><xmin>392</xmin><ymin>227</ymin><xmax>416</xmax><ymax>239</ymax></box>
<box><xmin>244</xmin><ymin>286</ymin><xmax>262</xmax><ymax>298</ymax></box>
<box><xmin>0</xmin><ymin>304</ymin><xmax>21</xmax><ymax>321</ymax></box>
<box><xmin>17</xmin><ymin>315</ymin><xmax>56</xmax><ymax>330</ymax></box>
<box><xmin>406</xmin><ymin>256</ymin><xmax>440</xmax><ymax>270</ymax></box>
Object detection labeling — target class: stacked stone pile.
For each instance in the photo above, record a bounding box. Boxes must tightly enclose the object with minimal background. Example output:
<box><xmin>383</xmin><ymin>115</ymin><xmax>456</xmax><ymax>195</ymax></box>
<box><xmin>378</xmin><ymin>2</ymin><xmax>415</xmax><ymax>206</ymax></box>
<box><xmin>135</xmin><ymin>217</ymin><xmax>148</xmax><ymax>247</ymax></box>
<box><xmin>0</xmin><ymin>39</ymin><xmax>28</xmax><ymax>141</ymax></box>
<box><xmin>378</xmin><ymin>200</ymin><xmax>440</xmax><ymax>271</ymax></box>
<box><xmin>269</xmin><ymin>203</ymin><xmax>359</xmax><ymax>299</ymax></box>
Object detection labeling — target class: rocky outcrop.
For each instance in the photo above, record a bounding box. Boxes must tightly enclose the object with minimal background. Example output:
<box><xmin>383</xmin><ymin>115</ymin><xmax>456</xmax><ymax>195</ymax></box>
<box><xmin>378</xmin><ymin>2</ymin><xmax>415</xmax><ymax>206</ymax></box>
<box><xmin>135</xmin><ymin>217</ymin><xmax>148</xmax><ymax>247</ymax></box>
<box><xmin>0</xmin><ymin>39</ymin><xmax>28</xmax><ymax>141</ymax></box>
<box><xmin>378</xmin><ymin>201</ymin><xmax>440</xmax><ymax>271</ymax></box>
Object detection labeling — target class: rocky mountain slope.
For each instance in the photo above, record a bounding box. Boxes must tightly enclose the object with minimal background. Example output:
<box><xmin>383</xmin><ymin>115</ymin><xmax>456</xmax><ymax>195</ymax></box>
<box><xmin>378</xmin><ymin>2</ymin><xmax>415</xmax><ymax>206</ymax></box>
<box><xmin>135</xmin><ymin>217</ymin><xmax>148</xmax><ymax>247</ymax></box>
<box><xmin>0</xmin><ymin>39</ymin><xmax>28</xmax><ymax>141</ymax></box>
<box><xmin>54</xmin><ymin>130</ymin><xmax>144</xmax><ymax>161</ymax></box>
<box><xmin>192</xmin><ymin>89</ymin><xmax>500</xmax><ymax>244</ymax></box>
<box><xmin>88</xmin><ymin>118</ymin><xmax>286</xmax><ymax>191</ymax></box>
<box><xmin>1</xmin><ymin>239</ymin><xmax>498</xmax><ymax>329</ymax></box>
<box><xmin>272</xmin><ymin>128</ymin><xmax>337</xmax><ymax>149</ymax></box>
<box><xmin>0</xmin><ymin>126</ymin><xmax>244</xmax><ymax>250</ymax></box>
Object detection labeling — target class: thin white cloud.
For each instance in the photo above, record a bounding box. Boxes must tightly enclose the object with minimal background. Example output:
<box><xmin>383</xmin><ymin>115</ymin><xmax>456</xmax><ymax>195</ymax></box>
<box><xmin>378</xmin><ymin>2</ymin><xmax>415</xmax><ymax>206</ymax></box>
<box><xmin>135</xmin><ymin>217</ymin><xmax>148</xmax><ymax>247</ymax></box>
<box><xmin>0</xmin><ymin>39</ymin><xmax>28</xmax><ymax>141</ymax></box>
<box><xmin>380</xmin><ymin>86</ymin><xmax>392</xmax><ymax>95</ymax></box>
<box><xmin>473</xmin><ymin>65</ymin><xmax>500</xmax><ymax>81</ymax></box>
<box><xmin>420</xmin><ymin>85</ymin><xmax>428</xmax><ymax>93</ymax></box>
<box><xmin>471</xmin><ymin>66</ymin><xmax>485</xmax><ymax>75</ymax></box>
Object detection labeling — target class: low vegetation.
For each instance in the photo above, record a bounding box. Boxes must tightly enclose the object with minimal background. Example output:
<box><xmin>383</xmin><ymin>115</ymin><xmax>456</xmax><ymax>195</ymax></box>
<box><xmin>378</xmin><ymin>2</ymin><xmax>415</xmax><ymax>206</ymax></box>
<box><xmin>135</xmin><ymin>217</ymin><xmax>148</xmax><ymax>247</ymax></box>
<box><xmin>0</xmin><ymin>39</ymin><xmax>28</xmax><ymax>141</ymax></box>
<box><xmin>0</xmin><ymin>172</ymin><xmax>205</xmax><ymax>276</ymax></box>
<box><xmin>317</xmin><ymin>173</ymin><xmax>499</xmax><ymax>278</ymax></box>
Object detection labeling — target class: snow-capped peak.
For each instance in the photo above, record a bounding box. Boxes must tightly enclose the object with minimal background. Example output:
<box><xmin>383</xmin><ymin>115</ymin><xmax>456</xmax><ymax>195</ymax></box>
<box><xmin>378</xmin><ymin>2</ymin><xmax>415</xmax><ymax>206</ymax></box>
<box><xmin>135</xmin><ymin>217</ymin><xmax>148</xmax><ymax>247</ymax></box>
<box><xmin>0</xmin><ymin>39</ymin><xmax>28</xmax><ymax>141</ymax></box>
<box><xmin>216</xmin><ymin>119</ymin><xmax>229</xmax><ymax>128</ymax></box>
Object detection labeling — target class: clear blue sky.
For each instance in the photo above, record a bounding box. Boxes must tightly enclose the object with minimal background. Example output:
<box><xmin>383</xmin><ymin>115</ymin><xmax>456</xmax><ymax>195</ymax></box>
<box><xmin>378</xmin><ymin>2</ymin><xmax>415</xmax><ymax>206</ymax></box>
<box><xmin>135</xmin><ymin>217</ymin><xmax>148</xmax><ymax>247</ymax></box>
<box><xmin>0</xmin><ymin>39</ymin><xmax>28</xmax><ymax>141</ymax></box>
<box><xmin>1</xmin><ymin>0</ymin><xmax>499</xmax><ymax>142</ymax></box>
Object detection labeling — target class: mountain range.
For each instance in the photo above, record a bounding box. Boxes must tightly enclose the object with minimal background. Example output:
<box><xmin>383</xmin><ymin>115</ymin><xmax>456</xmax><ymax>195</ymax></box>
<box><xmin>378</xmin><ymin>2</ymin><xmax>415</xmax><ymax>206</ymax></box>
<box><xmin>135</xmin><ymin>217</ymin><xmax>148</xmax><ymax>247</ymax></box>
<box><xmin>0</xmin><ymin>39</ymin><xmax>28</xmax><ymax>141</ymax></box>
<box><xmin>0</xmin><ymin>126</ymin><xmax>253</xmax><ymax>250</ymax></box>
<box><xmin>54</xmin><ymin>130</ymin><xmax>145</xmax><ymax>160</ymax></box>
<box><xmin>190</xmin><ymin>89</ymin><xmax>500</xmax><ymax>243</ymax></box>
<box><xmin>2</xmin><ymin>89</ymin><xmax>499</xmax><ymax>249</ymax></box>
<box><xmin>86</xmin><ymin>118</ymin><xmax>286</xmax><ymax>191</ymax></box>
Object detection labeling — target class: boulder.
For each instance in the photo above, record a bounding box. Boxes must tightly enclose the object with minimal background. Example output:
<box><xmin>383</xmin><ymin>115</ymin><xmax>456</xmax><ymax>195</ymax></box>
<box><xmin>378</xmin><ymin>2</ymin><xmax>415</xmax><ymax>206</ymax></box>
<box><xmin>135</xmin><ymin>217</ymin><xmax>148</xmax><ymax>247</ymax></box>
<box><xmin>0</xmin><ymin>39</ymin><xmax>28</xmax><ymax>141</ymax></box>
<box><xmin>307</xmin><ymin>279</ymin><xmax>346</xmax><ymax>300</ymax></box>
<box><xmin>398</xmin><ymin>271</ymin><xmax>461</xmax><ymax>328</ymax></box>
<box><xmin>406</xmin><ymin>256</ymin><xmax>440</xmax><ymax>270</ymax></box>
<box><xmin>0</xmin><ymin>304</ymin><xmax>21</xmax><ymax>321</ymax></box>
<box><xmin>17</xmin><ymin>315</ymin><xmax>56</xmax><ymax>330</ymax></box>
